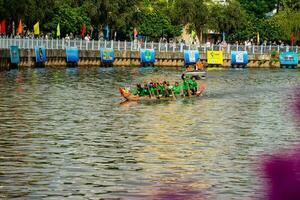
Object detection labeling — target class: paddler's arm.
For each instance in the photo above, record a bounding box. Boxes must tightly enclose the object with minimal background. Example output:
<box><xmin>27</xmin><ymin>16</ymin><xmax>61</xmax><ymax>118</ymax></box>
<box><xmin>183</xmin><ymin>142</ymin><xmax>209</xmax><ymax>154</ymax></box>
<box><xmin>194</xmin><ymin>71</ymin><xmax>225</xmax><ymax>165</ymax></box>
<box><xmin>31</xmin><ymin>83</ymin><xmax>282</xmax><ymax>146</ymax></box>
<box><xmin>187</xmin><ymin>84</ymin><xmax>191</xmax><ymax>97</ymax></box>
<box><xmin>171</xmin><ymin>90</ymin><xmax>176</xmax><ymax>100</ymax></box>
<box><xmin>147</xmin><ymin>84</ymin><xmax>152</xmax><ymax>98</ymax></box>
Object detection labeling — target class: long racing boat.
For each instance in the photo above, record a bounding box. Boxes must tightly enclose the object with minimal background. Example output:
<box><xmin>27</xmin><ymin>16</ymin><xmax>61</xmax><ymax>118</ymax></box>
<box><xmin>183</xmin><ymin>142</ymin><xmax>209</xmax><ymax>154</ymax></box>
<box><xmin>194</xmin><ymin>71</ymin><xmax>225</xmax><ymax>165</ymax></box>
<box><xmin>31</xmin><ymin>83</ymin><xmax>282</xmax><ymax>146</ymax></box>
<box><xmin>119</xmin><ymin>85</ymin><xmax>205</xmax><ymax>102</ymax></box>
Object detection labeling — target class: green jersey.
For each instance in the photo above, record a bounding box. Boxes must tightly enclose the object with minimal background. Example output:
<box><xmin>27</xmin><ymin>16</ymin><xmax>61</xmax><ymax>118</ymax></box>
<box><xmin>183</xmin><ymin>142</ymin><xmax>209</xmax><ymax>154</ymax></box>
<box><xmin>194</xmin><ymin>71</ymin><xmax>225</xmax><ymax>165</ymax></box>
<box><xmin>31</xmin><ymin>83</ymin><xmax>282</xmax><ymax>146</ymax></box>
<box><xmin>158</xmin><ymin>85</ymin><xmax>165</xmax><ymax>95</ymax></box>
<box><xmin>143</xmin><ymin>88</ymin><xmax>150</xmax><ymax>96</ymax></box>
<box><xmin>188</xmin><ymin>79</ymin><xmax>197</xmax><ymax>91</ymax></box>
<box><xmin>182</xmin><ymin>79</ymin><xmax>189</xmax><ymax>91</ymax></box>
<box><xmin>133</xmin><ymin>87</ymin><xmax>145</xmax><ymax>97</ymax></box>
<box><xmin>150</xmin><ymin>87</ymin><xmax>157</xmax><ymax>95</ymax></box>
<box><xmin>172</xmin><ymin>85</ymin><xmax>181</xmax><ymax>95</ymax></box>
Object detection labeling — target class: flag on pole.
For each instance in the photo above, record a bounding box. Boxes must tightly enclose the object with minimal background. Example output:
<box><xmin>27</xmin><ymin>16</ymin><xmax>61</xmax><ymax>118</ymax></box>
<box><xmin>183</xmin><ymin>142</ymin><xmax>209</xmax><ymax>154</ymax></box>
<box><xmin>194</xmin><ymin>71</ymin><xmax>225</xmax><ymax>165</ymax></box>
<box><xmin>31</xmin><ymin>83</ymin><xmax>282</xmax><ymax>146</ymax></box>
<box><xmin>81</xmin><ymin>24</ymin><xmax>86</xmax><ymax>39</ymax></box>
<box><xmin>1</xmin><ymin>20</ymin><xmax>6</xmax><ymax>34</ymax></box>
<box><xmin>56</xmin><ymin>23</ymin><xmax>60</xmax><ymax>38</ymax></box>
<box><xmin>257</xmin><ymin>32</ymin><xmax>260</xmax><ymax>45</ymax></box>
<box><xmin>105</xmin><ymin>25</ymin><xmax>109</xmax><ymax>40</ymax></box>
<box><xmin>17</xmin><ymin>20</ymin><xmax>22</xmax><ymax>34</ymax></box>
<box><xmin>133</xmin><ymin>27</ymin><xmax>137</xmax><ymax>40</ymax></box>
<box><xmin>0</xmin><ymin>20</ymin><xmax>6</xmax><ymax>34</ymax></box>
<box><xmin>34</xmin><ymin>22</ymin><xmax>40</xmax><ymax>35</ymax></box>
<box><xmin>291</xmin><ymin>33</ymin><xmax>295</xmax><ymax>45</ymax></box>
<box><xmin>191</xmin><ymin>30</ymin><xmax>196</xmax><ymax>39</ymax></box>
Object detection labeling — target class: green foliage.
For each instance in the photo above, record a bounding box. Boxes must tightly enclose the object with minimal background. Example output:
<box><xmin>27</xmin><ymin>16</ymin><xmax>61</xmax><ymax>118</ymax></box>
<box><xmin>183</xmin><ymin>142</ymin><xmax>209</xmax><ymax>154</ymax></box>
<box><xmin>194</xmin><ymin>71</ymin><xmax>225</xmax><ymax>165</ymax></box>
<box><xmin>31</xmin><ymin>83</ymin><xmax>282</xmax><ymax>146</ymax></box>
<box><xmin>281</xmin><ymin>0</ymin><xmax>300</xmax><ymax>11</ymax></box>
<box><xmin>172</xmin><ymin>0</ymin><xmax>209</xmax><ymax>41</ymax></box>
<box><xmin>238</xmin><ymin>0</ymin><xmax>277</xmax><ymax>18</ymax></box>
<box><xmin>272</xmin><ymin>9</ymin><xmax>300</xmax><ymax>41</ymax></box>
<box><xmin>43</xmin><ymin>3</ymin><xmax>91</xmax><ymax>36</ymax></box>
<box><xmin>0</xmin><ymin>0</ymin><xmax>298</xmax><ymax>43</ymax></box>
<box><xmin>227</xmin><ymin>10</ymin><xmax>282</xmax><ymax>42</ymax></box>
<box><xmin>208</xmin><ymin>1</ymin><xmax>247</xmax><ymax>35</ymax></box>
<box><xmin>270</xmin><ymin>50</ymin><xmax>279</xmax><ymax>63</ymax></box>
<box><xmin>137</xmin><ymin>11</ymin><xmax>181</xmax><ymax>40</ymax></box>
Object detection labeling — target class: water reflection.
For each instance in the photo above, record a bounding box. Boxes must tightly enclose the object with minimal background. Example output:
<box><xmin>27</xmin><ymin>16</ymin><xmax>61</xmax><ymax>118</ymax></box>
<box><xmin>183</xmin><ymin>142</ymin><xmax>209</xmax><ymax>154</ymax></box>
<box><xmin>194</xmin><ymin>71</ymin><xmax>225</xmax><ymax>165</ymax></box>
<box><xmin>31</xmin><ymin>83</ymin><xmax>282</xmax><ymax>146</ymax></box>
<box><xmin>0</xmin><ymin>67</ymin><xmax>299</xmax><ymax>199</ymax></box>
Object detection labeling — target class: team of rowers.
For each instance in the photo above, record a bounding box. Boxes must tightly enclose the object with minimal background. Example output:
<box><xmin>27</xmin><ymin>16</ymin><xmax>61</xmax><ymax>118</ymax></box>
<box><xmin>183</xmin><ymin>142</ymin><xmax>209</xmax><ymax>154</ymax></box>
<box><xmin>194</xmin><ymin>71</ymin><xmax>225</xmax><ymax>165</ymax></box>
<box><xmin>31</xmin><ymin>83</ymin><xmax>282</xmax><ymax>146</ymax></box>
<box><xmin>132</xmin><ymin>74</ymin><xmax>198</xmax><ymax>98</ymax></box>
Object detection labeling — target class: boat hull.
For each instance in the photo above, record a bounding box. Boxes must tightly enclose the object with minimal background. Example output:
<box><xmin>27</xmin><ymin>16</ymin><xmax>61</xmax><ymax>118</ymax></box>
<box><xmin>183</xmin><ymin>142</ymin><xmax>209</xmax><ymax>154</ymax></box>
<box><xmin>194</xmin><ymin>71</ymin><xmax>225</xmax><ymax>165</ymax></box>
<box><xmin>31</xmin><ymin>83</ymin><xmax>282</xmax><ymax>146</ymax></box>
<box><xmin>119</xmin><ymin>85</ymin><xmax>205</xmax><ymax>102</ymax></box>
<box><xmin>184</xmin><ymin>71</ymin><xmax>206</xmax><ymax>80</ymax></box>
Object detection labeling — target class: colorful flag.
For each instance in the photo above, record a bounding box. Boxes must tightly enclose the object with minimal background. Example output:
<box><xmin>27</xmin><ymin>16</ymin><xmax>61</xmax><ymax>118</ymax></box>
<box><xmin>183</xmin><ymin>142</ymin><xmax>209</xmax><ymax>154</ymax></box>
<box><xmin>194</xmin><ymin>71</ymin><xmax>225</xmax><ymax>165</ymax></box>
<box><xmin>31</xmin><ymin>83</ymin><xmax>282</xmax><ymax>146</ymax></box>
<box><xmin>56</xmin><ymin>23</ymin><xmax>60</xmax><ymax>37</ymax></box>
<box><xmin>0</xmin><ymin>20</ymin><xmax>5</xmax><ymax>34</ymax></box>
<box><xmin>17</xmin><ymin>20</ymin><xmax>22</xmax><ymax>34</ymax></box>
<box><xmin>191</xmin><ymin>30</ymin><xmax>196</xmax><ymax>39</ymax></box>
<box><xmin>81</xmin><ymin>24</ymin><xmax>86</xmax><ymax>39</ymax></box>
<box><xmin>291</xmin><ymin>33</ymin><xmax>295</xmax><ymax>45</ymax></box>
<box><xmin>104</xmin><ymin>25</ymin><xmax>109</xmax><ymax>40</ymax></box>
<box><xmin>257</xmin><ymin>32</ymin><xmax>260</xmax><ymax>44</ymax></box>
<box><xmin>133</xmin><ymin>27</ymin><xmax>137</xmax><ymax>39</ymax></box>
<box><xmin>34</xmin><ymin>22</ymin><xmax>40</xmax><ymax>35</ymax></box>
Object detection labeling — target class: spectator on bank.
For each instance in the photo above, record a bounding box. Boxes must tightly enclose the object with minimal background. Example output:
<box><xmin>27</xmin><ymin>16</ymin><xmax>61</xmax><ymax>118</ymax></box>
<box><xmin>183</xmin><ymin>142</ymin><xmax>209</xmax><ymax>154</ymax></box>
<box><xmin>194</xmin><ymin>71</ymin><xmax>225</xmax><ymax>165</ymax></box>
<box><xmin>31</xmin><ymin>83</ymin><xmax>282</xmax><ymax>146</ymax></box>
<box><xmin>65</xmin><ymin>34</ymin><xmax>70</xmax><ymax>41</ymax></box>
<box><xmin>205</xmin><ymin>41</ymin><xmax>211</xmax><ymax>48</ymax></box>
<box><xmin>70</xmin><ymin>33</ymin><xmax>74</xmax><ymax>40</ymax></box>
<box><xmin>84</xmin><ymin>34</ymin><xmax>90</xmax><ymax>41</ymax></box>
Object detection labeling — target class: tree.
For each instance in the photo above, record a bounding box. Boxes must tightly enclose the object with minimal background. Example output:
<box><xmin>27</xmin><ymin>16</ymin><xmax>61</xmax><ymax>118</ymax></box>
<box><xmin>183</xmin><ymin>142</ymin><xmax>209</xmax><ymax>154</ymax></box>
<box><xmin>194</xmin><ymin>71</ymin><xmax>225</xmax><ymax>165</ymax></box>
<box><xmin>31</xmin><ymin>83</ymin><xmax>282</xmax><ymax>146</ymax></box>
<box><xmin>89</xmin><ymin>0</ymin><xmax>141</xmax><ymax>40</ymax></box>
<box><xmin>208</xmin><ymin>0</ymin><xmax>247</xmax><ymax>40</ymax></box>
<box><xmin>43</xmin><ymin>3</ymin><xmax>91</xmax><ymax>37</ymax></box>
<box><xmin>172</xmin><ymin>0</ymin><xmax>209</xmax><ymax>42</ymax></box>
<box><xmin>238</xmin><ymin>0</ymin><xmax>277</xmax><ymax>18</ymax></box>
<box><xmin>137</xmin><ymin>11</ymin><xmax>181</xmax><ymax>41</ymax></box>
<box><xmin>272</xmin><ymin>9</ymin><xmax>300</xmax><ymax>43</ymax></box>
<box><xmin>280</xmin><ymin>0</ymin><xmax>300</xmax><ymax>11</ymax></box>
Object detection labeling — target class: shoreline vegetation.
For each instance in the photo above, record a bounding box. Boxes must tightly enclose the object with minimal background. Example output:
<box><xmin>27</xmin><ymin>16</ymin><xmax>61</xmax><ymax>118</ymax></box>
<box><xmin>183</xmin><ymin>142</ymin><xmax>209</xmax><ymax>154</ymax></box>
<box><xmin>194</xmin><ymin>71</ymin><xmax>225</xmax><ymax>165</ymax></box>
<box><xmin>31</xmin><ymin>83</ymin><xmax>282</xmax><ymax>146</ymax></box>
<box><xmin>0</xmin><ymin>0</ymin><xmax>299</xmax><ymax>45</ymax></box>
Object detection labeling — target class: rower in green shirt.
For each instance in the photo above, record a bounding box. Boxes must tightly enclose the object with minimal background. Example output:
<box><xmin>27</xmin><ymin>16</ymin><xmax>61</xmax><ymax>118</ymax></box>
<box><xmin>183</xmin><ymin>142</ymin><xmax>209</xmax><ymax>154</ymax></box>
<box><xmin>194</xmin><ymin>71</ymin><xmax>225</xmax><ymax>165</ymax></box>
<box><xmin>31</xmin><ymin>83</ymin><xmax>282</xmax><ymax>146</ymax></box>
<box><xmin>158</xmin><ymin>82</ymin><xmax>165</xmax><ymax>96</ymax></box>
<box><xmin>188</xmin><ymin>76</ymin><xmax>198</xmax><ymax>95</ymax></box>
<box><xmin>150</xmin><ymin>83</ymin><xmax>159</xmax><ymax>97</ymax></box>
<box><xmin>133</xmin><ymin>84</ymin><xmax>145</xmax><ymax>97</ymax></box>
<box><xmin>181</xmin><ymin>74</ymin><xmax>191</xmax><ymax>96</ymax></box>
<box><xmin>172</xmin><ymin>82</ymin><xmax>182</xmax><ymax>96</ymax></box>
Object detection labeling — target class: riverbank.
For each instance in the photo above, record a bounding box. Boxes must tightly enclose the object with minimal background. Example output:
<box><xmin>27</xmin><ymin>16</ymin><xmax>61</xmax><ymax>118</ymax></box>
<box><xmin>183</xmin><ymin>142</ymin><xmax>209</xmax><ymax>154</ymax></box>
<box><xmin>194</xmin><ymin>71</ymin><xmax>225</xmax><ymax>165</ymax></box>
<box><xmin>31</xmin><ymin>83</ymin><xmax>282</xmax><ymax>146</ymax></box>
<box><xmin>0</xmin><ymin>48</ymin><xmax>298</xmax><ymax>70</ymax></box>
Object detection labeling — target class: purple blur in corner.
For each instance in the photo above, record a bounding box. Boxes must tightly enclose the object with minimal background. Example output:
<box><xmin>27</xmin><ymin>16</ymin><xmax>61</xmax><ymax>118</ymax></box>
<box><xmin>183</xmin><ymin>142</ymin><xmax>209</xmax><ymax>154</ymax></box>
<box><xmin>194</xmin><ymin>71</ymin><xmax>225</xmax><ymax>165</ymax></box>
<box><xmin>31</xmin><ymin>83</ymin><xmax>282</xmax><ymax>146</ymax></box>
<box><xmin>264</xmin><ymin>149</ymin><xmax>300</xmax><ymax>200</ymax></box>
<box><xmin>262</xmin><ymin>89</ymin><xmax>300</xmax><ymax>200</ymax></box>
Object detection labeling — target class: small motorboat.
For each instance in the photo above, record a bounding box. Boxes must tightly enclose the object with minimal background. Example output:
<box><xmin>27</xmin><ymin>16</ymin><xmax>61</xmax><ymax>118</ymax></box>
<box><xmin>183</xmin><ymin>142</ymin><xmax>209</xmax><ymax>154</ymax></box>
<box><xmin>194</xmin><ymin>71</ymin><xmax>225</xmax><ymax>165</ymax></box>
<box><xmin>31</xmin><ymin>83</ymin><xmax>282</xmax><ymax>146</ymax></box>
<box><xmin>184</xmin><ymin>70</ymin><xmax>206</xmax><ymax>80</ymax></box>
<box><xmin>183</xmin><ymin>61</ymin><xmax>206</xmax><ymax>80</ymax></box>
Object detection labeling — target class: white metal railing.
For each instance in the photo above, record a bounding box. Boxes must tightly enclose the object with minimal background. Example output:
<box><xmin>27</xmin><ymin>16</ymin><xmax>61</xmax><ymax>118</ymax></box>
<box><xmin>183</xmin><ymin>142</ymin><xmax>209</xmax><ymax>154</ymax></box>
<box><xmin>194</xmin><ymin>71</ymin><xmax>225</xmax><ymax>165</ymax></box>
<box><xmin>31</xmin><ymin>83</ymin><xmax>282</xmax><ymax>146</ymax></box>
<box><xmin>0</xmin><ymin>38</ymin><xmax>298</xmax><ymax>54</ymax></box>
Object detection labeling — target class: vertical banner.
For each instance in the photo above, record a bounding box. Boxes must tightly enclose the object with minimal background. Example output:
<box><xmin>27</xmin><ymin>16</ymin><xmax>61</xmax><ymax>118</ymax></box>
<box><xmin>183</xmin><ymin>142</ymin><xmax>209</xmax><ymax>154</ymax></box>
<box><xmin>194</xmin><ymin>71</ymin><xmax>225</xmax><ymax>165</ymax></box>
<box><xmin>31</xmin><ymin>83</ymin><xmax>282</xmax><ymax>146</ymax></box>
<box><xmin>0</xmin><ymin>20</ymin><xmax>6</xmax><ymax>34</ymax></box>
<box><xmin>184</xmin><ymin>50</ymin><xmax>200</xmax><ymax>65</ymax></box>
<box><xmin>57</xmin><ymin>23</ymin><xmax>60</xmax><ymax>38</ymax></box>
<box><xmin>231</xmin><ymin>51</ymin><xmax>248</xmax><ymax>65</ymax></box>
<box><xmin>66</xmin><ymin>47</ymin><xmax>79</xmax><ymax>62</ymax></box>
<box><xmin>207</xmin><ymin>51</ymin><xmax>223</xmax><ymax>65</ymax></box>
<box><xmin>140</xmin><ymin>49</ymin><xmax>155</xmax><ymax>63</ymax></box>
<box><xmin>81</xmin><ymin>24</ymin><xmax>86</xmax><ymax>39</ymax></box>
<box><xmin>35</xmin><ymin>46</ymin><xmax>46</xmax><ymax>63</ymax></box>
<box><xmin>10</xmin><ymin>46</ymin><xmax>20</xmax><ymax>64</ymax></box>
<box><xmin>280</xmin><ymin>52</ymin><xmax>298</xmax><ymax>65</ymax></box>
<box><xmin>34</xmin><ymin>22</ymin><xmax>40</xmax><ymax>35</ymax></box>
<box><xmin>100</xmin><ymin>48</ymin><xmax>115</xmax><ymax>63</ymax></box>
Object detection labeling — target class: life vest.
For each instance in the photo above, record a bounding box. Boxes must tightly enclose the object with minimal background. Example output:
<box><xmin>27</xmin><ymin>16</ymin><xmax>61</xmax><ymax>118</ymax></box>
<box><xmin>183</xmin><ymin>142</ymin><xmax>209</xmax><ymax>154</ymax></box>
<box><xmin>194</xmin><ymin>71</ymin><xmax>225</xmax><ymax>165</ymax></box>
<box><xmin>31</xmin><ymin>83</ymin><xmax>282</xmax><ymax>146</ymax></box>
<box><xmin>186</xmin><ymin>65</ymin><xmax>193</xmax><ymax>72</ymax></box>
<box><xmin>196</xmin><ymin>61</ymin><xmax>204</xmax><ymax>70</ymax></box>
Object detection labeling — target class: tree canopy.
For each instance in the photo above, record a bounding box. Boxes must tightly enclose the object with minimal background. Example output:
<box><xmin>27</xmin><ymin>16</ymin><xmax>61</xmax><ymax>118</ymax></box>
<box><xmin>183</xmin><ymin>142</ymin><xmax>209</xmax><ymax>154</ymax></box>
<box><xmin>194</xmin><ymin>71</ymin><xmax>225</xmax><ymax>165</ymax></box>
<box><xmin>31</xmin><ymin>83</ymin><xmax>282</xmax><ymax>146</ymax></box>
<box><xmin>0</xmin><ymin>0</ymin><xmax>298</xmax><ymax>43</ymax></box>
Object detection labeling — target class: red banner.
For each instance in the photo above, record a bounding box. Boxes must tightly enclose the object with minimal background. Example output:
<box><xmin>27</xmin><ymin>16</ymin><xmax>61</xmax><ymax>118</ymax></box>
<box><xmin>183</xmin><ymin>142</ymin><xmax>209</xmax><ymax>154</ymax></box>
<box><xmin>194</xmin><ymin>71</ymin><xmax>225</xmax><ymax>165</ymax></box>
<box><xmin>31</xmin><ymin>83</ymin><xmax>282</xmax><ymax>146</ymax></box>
<box><xmin>0</xmin><ymin>20</ymin><xmax>6</xmax><ymax>34</ymax></box>
<box><xmin>292</xmin><ymin>33</ymin><xmax>295</xmax><ymax>45</ymax></box>
<box><xmin>81</xmin><ymin>24</ymin><xmax>86</xmax><ymax>39</ymax></box>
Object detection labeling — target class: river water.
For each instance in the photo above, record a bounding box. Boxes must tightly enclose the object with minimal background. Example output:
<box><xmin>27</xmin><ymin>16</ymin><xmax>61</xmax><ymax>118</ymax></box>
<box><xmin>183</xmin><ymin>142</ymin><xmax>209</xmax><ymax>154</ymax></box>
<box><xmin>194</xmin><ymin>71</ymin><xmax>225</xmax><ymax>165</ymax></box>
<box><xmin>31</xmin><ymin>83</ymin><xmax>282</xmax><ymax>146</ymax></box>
<box><xmin>0</xmin><ymin>67</ymin><xmax>299</xmax><ymax>200</ymax></box>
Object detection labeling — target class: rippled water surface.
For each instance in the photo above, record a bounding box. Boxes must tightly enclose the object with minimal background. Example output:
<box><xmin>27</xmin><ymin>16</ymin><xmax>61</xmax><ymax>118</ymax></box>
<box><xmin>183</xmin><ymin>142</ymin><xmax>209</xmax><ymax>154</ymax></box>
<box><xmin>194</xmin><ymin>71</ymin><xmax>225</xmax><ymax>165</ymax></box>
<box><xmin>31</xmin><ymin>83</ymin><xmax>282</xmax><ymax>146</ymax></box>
<box><xmin>0</xmin><ymin>67</ymin><xmax>300</xmax><ymax>199</ymax></box>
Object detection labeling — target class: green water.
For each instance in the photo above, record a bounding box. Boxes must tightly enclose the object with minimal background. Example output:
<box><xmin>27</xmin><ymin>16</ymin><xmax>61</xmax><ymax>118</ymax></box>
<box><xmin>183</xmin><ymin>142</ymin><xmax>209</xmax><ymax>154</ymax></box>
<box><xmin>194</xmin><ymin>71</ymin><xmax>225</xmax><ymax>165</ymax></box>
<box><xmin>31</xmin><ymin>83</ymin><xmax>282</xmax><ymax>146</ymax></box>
<box><xmin>0</xmin><ymin>67</ymin><xmax>299</xmax><ymax>199</ymax></box>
